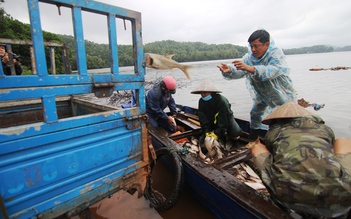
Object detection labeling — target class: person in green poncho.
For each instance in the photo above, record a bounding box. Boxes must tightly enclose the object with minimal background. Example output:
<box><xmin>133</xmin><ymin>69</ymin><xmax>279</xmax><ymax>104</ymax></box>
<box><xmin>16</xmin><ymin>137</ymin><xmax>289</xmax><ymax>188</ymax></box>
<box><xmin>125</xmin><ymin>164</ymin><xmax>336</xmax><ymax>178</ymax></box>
<box><xmin>191</xmin><ymin>78</ymin><xmax>242</xmax><ymax>147</ymax></box>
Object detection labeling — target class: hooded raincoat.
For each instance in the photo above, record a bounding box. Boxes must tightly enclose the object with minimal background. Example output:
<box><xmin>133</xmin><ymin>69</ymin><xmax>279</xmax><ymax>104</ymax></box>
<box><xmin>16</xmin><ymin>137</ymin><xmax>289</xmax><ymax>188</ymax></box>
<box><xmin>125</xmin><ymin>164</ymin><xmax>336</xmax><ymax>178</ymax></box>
<box><xmin>222</xmin><ymin>40</ymin><xmax>296</xmax><ymax>130</ymax></box>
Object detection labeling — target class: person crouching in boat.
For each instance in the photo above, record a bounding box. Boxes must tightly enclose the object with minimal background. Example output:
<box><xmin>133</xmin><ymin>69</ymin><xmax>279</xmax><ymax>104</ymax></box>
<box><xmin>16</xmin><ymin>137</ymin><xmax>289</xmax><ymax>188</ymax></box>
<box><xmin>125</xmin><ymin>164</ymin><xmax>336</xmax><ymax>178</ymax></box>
<box><xmin>146</xmin><ymin>76</ymin><xmax>178</xmax><ymax>133</ymax></box>
<box><xmin>191</xmin><ymin>78</ymin><xmax>242</xmax><ymax>147</ymax></box>
<box><xmin>249</xmin><ymin>101</ymin><xmax>351</xmax><ymax>218</ymax></box>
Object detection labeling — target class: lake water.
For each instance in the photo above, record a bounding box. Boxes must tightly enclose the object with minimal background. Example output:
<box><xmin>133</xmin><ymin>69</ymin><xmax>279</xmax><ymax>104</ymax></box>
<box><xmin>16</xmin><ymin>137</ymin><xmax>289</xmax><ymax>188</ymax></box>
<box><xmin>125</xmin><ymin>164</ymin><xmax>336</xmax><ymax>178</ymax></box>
<box><xmin>92</xmin><ymin>51</ymin><xmax>351</xmax><ymax>219</ymax></box>
<box><xmin>146</xmin><ymin>51</ymin><xmax>351</xmax><ymax>139</ymax></box>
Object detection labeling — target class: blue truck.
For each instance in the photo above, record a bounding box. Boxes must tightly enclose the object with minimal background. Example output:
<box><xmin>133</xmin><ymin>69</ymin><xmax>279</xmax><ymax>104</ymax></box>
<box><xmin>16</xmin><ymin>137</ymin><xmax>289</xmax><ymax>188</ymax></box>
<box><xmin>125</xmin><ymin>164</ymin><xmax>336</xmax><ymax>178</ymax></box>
<box><xmin>0</xmin><ymin>0</ymin><xmax>151</xmax><ymax>218</ymax></box>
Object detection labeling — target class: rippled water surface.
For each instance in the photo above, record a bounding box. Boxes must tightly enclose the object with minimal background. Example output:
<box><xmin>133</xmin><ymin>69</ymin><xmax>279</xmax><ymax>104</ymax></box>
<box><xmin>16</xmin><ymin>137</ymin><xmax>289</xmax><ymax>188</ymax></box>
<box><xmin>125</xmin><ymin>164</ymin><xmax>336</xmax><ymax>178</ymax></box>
<box><xmin>92</xmin><ymin>51</ymin><xmax>351</xmax><ymax>218</ymax></box>
<box><xmin>145</xmin><ymin>51</ymin><xmax>351</xmax><ymax>138</ymax></box>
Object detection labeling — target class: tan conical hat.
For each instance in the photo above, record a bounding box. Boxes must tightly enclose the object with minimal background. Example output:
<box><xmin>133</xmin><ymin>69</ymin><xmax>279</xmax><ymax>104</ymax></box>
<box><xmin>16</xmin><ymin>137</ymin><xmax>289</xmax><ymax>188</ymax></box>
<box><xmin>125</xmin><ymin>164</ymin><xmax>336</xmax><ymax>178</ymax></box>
<box><xmin>262</xmin><ymin>101</ymin><xmax>314</xmax><ymax>125</ymax></box>
<box><xmin>191</xmin><ymin>78</ymin><xmax>222</xmax><ymax>94</ymax></box>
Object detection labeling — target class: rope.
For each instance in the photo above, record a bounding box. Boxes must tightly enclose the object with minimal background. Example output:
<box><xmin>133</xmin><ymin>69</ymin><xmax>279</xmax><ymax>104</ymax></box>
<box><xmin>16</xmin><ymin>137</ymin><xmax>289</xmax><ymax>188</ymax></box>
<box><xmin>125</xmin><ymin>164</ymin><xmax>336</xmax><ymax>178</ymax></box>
<box><xmin>168</xmin><ymin>147</ymin><xmax>189</xmax><ymax>155</ymax></box>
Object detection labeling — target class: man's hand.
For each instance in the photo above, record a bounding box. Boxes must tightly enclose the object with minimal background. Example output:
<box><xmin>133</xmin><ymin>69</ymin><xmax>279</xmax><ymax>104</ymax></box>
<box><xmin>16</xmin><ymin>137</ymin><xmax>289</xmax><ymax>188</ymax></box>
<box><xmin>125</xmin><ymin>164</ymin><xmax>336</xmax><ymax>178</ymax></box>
<box><xmin>2</xmin><ymin>53</ymin><xmax>9</xmax><ymax>64</ymax></box>
<box><xmin>232</xmin><ymin>60</ymin><xmax>246</xmax><ymax>70</ymax></box>
<box><xmin>246</xmin><ymin>138</ymin><xmax>269</xmax><ymax>157</ymax></box>
<box><xmin>14</xmin><ymin>59</ymin><xmax>20</xmax><ymax>66</ymax></box>
<box><xmin>206</xmin><ymin>132</ymin><xmax>218</xmax><ymax>140</ymax></box>
<box><xmin>217</xmin><ymin>63</ymin><xmax>231</xmax><ymax>73</ymax></box>
<box><xmin>167</xmin><ymin>116</ymin><xmax>175</xmax><ymax>125</ymax></box>
<box><xmin>233</xmin><ymin>60</ymin><xmax>255</xmax><ymax>74</ymax></box>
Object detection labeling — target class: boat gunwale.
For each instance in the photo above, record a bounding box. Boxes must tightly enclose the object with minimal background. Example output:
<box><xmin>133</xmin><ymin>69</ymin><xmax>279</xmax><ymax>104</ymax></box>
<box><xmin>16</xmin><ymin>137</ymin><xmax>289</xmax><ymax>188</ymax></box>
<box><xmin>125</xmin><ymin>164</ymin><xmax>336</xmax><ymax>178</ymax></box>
<box><xmin>148</xmin><ymin>120</ymin><xmax>293</xmax><ymax>219</ymax></box>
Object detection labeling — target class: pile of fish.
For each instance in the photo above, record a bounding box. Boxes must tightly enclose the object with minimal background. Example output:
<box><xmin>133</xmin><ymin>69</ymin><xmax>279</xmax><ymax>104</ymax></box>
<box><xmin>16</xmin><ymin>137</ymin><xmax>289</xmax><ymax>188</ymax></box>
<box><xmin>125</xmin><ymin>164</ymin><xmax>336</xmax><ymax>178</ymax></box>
<box><xmin>182</xmin><ymin>134</ymin><xmax>223</xmax><ymax>164</ymax></box>
<box><xmin>232</xmin><ymin>163</ymin><xmax>269</xmax><ymax>197</ymax></box>
<box><xmin>181</xmin><ymin>134</ymin><xmax>269</xmax><ymax>197</ymax></box>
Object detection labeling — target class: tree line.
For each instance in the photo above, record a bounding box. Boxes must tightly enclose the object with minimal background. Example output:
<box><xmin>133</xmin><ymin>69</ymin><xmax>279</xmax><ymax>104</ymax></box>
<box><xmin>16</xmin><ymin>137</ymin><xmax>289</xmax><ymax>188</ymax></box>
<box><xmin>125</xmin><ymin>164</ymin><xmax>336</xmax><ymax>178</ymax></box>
<box><xmin>1</xmin><ymin>7</ymin><xmax>350</xmax><ymax>74</ymax></box>
<box><xmin>282</xmin><ymin>45</ymin><xmax>334</xmax><ymax>55</ymax></box>
<box><xmin>59</xmin><ymin>35</ymin><xmax>248</xmax><ymax>71</ymax></box>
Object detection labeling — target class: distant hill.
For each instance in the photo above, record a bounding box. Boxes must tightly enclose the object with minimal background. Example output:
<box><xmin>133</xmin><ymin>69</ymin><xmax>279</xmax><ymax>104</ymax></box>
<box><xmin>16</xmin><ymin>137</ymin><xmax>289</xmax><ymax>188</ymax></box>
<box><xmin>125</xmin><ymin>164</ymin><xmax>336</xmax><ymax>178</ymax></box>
<box><xmin>334</xmin><ymin>45</ymin><xmax>351</xmax><ymax>52</ymax></box>
<box><xmin>57</xmin><ymin>35</ymin><xmax>248</xmax><ymax>68</ymax></box>
<box><xmin>58</xmin><ymin>35</ymin><xmax>351</xmax><ymax>68</ymax></box>
<box><xmin>283</xmin><ymin>45</ymin><xmax>351</xmax><ymax>55</ymax></box>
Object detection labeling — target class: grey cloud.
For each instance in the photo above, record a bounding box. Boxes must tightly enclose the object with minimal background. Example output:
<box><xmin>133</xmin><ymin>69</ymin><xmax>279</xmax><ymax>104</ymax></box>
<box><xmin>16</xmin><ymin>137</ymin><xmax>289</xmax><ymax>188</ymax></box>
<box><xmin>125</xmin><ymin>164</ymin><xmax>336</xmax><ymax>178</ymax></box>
<box><xmin>2</xmin><ymin>0</ymin><xmax>350</xmax><ymax>48</ymax></box>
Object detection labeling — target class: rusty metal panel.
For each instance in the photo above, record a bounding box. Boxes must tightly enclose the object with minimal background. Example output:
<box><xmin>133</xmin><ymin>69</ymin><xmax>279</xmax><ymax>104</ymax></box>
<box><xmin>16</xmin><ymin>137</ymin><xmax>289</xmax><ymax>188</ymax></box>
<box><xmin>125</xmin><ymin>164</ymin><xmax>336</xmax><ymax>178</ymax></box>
<box><xmin>72</xmin><ymin>6</ymin><xmax>88</xmax><ymax>75</ymax></box>
<box><xmin>0</xmin><ymin>117</ymin><xmax>148</xmax><ymax>219</ymax></box>
<box><xmin>27</xmin><ymin>0</ymin><xmax>48</xmax><ymax>76</ymax></box>
<box><xmin>0</xmin><ymin>0</ymin><xmax>149</xmax><ymax>218</ymax></box>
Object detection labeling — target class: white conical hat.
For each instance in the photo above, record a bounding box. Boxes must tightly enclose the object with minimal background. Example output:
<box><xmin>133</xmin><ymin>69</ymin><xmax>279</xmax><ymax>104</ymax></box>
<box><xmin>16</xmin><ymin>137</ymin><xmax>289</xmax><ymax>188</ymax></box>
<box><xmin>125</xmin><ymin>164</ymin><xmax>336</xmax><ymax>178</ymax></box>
<box><xmin>191</xmin><ymin>78</ymin><xmax>222</xmax><ymax>94</ymax></box>
<box><xmin>262</xmin><ymin>101</ymin><xmax>314</xmax><ymax>125</ymax></box>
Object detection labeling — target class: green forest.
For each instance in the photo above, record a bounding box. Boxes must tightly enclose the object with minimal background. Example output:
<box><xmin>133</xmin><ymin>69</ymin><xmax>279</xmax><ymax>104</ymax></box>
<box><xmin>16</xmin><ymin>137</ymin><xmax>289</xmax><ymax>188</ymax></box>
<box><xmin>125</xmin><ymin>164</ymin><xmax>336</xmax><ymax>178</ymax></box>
<box><xmin>1</xmin><ymin>7</ymin><xmax>350</xmax><ymax>74</ymax></box>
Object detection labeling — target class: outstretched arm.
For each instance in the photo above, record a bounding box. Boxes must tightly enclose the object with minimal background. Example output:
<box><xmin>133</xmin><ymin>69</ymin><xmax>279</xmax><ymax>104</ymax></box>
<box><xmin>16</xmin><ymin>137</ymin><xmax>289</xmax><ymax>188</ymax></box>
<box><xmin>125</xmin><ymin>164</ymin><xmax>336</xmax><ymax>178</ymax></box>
<box><xmin>217</xmin><ymin>62</ymin><xmax>247</xmax><ymax>79</ymax></box>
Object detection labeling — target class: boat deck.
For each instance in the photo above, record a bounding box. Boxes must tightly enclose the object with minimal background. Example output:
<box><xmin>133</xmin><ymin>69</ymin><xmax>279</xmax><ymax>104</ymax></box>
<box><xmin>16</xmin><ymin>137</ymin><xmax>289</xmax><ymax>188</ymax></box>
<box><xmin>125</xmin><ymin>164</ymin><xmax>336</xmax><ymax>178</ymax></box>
<box><xmin>148</xmin><ymin>108</ymin><xmax>294</xmax><ymax>219</ymax></box>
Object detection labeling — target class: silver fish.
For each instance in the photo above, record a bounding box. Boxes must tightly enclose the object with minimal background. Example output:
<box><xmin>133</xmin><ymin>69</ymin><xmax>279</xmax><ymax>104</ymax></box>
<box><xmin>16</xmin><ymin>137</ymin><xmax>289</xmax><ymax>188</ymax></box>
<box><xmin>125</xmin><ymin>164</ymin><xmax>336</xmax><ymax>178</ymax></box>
<box><xmin>204</xmin><ymin>136</ymin><xmax>224</xmax><ymax>160</ymax></box>
<box><xmin>170</xmin><ymin>116</ymin><xmax>177</xmax><ymax>130</ymax></box>
<box><xmin>214</xmin><ymin>140</ymin><xmax>223</xmax><ymax>159</ymax></box>
<box><xmin>204</xmin><ymin>136</ymin><xmax>217</xmax><ymax>159</ymax></box>
<box><xmin>145</xmin><ymin>53</ymin><xmax>192</xmax><ymax>79</ymax></box>
<box><xmin>198</xmin><ymin>144</ymin><xmax>206</xmax><ymax>160</ymax></box>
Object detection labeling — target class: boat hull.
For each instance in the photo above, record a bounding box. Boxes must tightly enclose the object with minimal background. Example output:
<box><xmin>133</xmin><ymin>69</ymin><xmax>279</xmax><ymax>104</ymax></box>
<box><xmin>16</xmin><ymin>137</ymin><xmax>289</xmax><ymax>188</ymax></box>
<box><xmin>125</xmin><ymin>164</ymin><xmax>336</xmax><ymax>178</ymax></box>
<box><xmin>148</xmin><ymin>105</ymin><xmax>292</xmax><ymax>219</ymax></box>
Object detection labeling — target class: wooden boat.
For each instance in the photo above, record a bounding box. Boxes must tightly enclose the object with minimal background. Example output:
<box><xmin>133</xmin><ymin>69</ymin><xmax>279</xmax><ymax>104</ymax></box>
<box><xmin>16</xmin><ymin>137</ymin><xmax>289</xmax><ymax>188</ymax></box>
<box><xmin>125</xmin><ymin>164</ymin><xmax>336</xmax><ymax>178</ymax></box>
<box><xmin>147</xmin><ymin>105</ymin><xmax>294</xmax><ymax>219</ymax></box>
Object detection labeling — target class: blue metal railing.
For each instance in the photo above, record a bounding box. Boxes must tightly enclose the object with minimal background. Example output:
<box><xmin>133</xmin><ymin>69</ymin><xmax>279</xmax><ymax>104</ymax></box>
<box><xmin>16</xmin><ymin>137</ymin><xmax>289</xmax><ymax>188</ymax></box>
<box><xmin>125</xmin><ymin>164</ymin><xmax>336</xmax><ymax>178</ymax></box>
<box><xmin>0</xmin><ymin>0</ymin><xmax>147</xmax><ymax>122</ymax></box>
<box><xmin>0</xmin><ymin>1</ymin><xmax>149</xmax><ymax>218</ymax></box>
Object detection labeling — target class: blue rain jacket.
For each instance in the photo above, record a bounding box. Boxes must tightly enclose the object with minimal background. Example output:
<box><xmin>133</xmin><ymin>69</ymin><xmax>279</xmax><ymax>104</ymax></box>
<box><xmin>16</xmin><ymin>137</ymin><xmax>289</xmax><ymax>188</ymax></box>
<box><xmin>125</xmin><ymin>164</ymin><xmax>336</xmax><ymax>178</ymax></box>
<box><xmin>222</xmin><ymin>40</ymin><xmax>296</xmax><ymax>130</ymax></box>
<box><xmin>146</xmin><ymin>82</ymin><xmax>177</xmax><ymax>125</ymax></box>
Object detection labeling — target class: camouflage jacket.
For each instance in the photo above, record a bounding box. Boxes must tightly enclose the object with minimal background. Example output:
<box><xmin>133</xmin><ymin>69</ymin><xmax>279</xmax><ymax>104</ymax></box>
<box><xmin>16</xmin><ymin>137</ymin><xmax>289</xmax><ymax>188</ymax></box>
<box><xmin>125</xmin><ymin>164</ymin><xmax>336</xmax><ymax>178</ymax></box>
<box><xmin>255</xmin><ymin>116</ymin><xmax>351</xmax><ymax>217</ymax></box>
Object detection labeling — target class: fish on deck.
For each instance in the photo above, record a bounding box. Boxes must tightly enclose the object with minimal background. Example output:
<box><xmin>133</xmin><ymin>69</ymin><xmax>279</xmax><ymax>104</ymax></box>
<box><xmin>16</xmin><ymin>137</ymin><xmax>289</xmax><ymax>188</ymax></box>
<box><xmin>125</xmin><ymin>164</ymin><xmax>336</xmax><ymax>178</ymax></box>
<box><xmin>145</xmin><ymin>53</ymin><xmax>192</xmax><ymax>79</ymax></box>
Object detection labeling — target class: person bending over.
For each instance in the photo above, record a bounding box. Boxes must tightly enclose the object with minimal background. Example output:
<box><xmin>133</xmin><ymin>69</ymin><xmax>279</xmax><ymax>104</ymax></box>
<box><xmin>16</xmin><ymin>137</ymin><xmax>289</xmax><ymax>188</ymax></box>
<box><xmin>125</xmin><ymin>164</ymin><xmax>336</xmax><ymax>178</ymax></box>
<box><xmin>146</xmin><ymin>76</ymin><xmax>178</xmax><ymax>133</ymax></box>
<box><xmin>248</xmin><ymin>101</ymin><xmax>351</xmax><ymax>218</ymax></box>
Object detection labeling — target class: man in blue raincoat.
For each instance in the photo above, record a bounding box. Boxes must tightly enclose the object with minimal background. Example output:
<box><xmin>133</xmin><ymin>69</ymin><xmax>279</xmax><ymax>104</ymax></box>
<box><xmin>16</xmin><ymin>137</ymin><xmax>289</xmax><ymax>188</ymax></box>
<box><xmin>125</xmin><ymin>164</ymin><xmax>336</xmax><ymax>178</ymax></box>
<box><xmin>217</xmin><ymin>29</ymin><xmax>296</xmax><ymax>139</ymax></box>
<box><xmin>146</xmin><ymin>76</ymin><xmax>178</xmax><ymax>133</ymax></box>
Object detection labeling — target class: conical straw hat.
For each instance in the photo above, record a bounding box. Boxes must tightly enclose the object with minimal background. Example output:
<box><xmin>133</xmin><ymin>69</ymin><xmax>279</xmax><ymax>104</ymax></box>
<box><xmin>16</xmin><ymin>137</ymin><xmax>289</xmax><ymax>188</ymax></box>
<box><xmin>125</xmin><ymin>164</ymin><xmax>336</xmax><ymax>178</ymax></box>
<box><xmin>262</xmin><ymin>101</ymin><xmax>314</xmax><ymax>125</ymax></box>
<box><xmin>191</xmin><ymin>78</ymin><xmax>222</xmax><ymax>94</ymax></box>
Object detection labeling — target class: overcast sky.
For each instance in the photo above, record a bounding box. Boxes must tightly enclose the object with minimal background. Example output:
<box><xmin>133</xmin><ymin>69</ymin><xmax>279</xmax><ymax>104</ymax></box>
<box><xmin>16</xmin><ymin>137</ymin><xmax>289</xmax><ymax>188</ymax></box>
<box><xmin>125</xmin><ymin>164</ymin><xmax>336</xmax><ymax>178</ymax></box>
<box><xmin>2</xmin><ymin>0</ymin><xmax>351</xmax><ymax>49</ymax></box>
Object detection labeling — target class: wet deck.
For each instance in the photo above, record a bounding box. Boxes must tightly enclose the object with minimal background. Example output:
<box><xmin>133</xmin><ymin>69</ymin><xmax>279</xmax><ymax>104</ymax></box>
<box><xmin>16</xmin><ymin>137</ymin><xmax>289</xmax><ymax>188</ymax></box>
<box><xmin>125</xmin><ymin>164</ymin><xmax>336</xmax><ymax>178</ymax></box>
<box><xmin>148</xmin><ymin>109</ymin><xmax>294</xmax><ymax>219</ymax></box>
